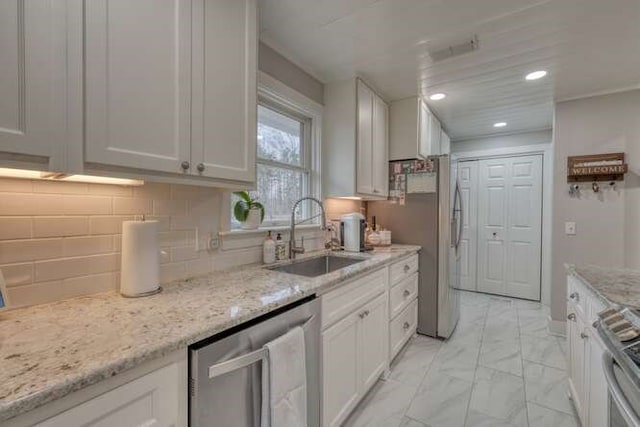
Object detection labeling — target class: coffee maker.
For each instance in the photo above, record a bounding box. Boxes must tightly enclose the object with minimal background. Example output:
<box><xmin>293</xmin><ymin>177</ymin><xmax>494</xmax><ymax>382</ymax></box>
<box><xmin>340</xmin><ymin>213</ymin><xmax>366</xmax><ymax>252</ymax></box>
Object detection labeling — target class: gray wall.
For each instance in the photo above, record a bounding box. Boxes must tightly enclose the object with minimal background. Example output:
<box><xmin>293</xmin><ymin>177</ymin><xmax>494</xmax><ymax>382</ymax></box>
<box><xmin>258</xmin><ymin>42</ymin><xmax>324</xmax><ymax>105</ymax></box>
<box><xmin>551</xmin><ymin>89</ymin><xmax>640</xmax><ymax>322</ymax></box>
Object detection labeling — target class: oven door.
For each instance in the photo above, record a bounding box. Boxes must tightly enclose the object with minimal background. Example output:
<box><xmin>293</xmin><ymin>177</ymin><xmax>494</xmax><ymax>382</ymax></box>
<box><xmin>603</xmin><ymin>352</ymin><xmax>640</xmax><ymax>427</ymax></box>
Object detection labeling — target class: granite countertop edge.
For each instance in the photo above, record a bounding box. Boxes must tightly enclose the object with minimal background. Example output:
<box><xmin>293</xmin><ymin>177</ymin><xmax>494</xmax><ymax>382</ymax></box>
<box><xmin>565</xmin><ymin>263</ymin><xmax>640</xmax><ymax>309</ymax></box>
<box><xmin>0</xmin><ymin>245</ymin><xmax>420</xmax><ymax>422</ymax></box>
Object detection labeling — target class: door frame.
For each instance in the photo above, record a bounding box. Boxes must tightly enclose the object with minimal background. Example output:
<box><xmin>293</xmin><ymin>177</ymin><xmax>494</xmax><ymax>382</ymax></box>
<box><xmin>451</xmin><ymin>142</ymin><xmax>552</xmax><ymax>307</ymax></box>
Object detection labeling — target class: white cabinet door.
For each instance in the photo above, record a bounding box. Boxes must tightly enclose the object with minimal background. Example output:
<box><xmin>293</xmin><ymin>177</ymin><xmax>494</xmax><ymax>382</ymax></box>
<box><xmin>371</xmin><ymin>95</ymin><xmax>389</xmax><ymax>197</ymax></box>
<box><xmin>84</xmin><ymin>0</ymin><xmax>192</xmax><ymax>174</ymax></box>
<box><xmin>358</xmin><ymin>293</ymin><xmax>388</xmax><ymax>393</ymax></box>
<box><xmin>356</xmin><ymin>80</ymin><xmax>374</xmax><ymax>195</ymax></box>
<box><xmin>568</xmin><ymin>303</ymin><xmax>586</xmax><ymax>421</ymax></box>
<box><xmin>457</xmin><ymin>160</ymin><xmax>478</xmax><ymax>291</ymax></box>
<box><xmin>440</xmin><ymin>130</ymin><xmax>451</xmax><ymax>155</ymax></box>
<box><xmin>587</xmin><ymin>332</ymin><xmax>608</xmax><ymax>427</ymax></box>
<box><xmin>418</xmin><ymin>100</ymin><xmax>431</xmax><ymax>158</ymax></box>
<box><xmin>477</xmin><ymin>155</ymin><xmax>542</xmax><ymax>300</ymax></box>
<box><xmin>428</xmin><ymin>112</ymin><xmax>441</xmax><ymax>156</ymax></box>
<box><xmin>192</xmin><ymin>0</ymin><xmax>256</xmax><ymax>182</ymax></box>
<box><xmin>0</xmin><ymin>1</ymin><xmax>65</xmax><ymax>166</ymax></box>
<box><xmin>322</xmin><ymin>313</ymin><xmax>360</xmax><ymax>427</ymax></box>
<box><xmin>36</xmin><ymin>362</ymin><xmax>181</xmax><ymax>427</ymax></box>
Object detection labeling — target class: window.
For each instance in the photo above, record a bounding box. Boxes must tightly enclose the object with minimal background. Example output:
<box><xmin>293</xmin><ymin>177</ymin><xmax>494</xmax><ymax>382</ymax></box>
<box><xmin>231</xmin><ymin>75</ymin><xmax>321</xmax><ymax>229</ymax></box>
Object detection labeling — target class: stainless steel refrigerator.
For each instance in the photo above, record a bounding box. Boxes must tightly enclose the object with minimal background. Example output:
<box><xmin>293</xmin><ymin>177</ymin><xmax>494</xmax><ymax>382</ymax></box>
<box><xmin>368</xmin><ymin>156</ymin><xmax>461</xmax><ymax>339</ymax></box>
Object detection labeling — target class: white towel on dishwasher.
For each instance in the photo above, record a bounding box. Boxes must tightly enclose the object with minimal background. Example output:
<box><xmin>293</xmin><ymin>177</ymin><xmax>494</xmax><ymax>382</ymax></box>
<box><xmin>261</xmin><ymin>326</ymin><xmax>307</xmax><ymax>427</ymax></box>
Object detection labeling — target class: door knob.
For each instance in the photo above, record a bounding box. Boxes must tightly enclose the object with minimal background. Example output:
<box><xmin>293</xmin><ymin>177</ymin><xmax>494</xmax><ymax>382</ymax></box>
<box><xmin>181</xmin><ymin>161</ymin><xmax>190</xmax><ymax>171</ymax></box>
<box><xmin>196</xmin><ymin>163</ymin><xmax>205</xmax><ymax>173</ymax></box>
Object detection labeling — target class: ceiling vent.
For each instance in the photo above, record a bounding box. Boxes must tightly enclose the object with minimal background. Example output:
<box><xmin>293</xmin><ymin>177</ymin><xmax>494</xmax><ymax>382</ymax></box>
<box><xmin>428</xmin><ymin>35</ymin><xmax>479</xmax><ymax>62</ymax></box>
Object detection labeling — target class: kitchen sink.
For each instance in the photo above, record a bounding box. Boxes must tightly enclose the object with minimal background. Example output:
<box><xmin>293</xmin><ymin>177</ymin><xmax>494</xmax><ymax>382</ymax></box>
<box><xmin>267</xmin><ymin>255</ymin><xmax>365</xmax><ymax>277</ymax></box>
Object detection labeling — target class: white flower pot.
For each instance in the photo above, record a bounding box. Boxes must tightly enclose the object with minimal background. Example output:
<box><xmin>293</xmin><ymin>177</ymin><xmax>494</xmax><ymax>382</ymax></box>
<box><xmin>241</xmin><ymin>208</ymin><xmax>262</xmax><ymax>230</ymax></box>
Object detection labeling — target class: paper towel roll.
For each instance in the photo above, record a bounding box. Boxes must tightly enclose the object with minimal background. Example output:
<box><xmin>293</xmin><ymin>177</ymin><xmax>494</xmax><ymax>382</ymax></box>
<box><xmin>120</xmin><ymin>220</ymin><xmax>161</xmax><ymax>297</ymax></box>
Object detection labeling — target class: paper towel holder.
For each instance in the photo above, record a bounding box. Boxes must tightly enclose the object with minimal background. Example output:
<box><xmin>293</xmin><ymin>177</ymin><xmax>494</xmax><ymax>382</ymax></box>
<box><xmin>120</xmin><ymin>218</ymin><xmax>163</xmax><ymax>298</ymax></box>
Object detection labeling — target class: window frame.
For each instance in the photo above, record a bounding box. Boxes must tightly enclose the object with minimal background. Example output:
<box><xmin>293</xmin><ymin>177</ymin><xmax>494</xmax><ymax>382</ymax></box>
<box><xmin>229</xmin><ymin>72</ymin><xmax>323</xmax><ymax>231</ymax></box>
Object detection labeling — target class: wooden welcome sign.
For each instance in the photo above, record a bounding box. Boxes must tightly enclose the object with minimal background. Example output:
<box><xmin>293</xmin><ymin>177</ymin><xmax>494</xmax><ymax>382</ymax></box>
<box><xmin>567</xmin><ymin>152</ymin><xmax>628</xmax><ymax>182</ymax></box>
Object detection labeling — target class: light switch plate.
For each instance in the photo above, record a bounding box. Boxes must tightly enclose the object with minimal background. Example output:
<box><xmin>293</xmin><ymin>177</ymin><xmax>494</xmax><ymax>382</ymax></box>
<box><xmin>565</xmin><ymin>221</ymin><xmax>576</xmax><ymax>235</ymax></box>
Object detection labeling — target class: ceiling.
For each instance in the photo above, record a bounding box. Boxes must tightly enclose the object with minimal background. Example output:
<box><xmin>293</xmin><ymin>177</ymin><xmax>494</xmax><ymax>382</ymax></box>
<box><xmin>259</xmin><ymin>0</ymin><xmax>640</xmax><ymax>140</ymax></box>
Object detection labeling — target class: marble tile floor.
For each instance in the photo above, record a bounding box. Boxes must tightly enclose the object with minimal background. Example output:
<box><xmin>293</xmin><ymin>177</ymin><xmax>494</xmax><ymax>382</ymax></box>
<box><xmin>343</xmin><ymin>291</ymin><xmax>580</xmax><ymax>427</ymax></box>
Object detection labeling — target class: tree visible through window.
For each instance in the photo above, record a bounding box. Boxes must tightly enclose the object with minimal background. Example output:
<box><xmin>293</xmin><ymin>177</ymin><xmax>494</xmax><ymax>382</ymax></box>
<box><xmin>231</xmin><ymin>104</ymin><xmax>312</xmax><ymax>228</ymax></box>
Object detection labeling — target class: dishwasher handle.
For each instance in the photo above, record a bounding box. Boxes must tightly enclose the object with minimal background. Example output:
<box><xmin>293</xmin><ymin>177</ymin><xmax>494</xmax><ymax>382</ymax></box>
<box><xmin>602</xmin><ymin>352</ymin><xmax>640</xmax><ymax>427</ymax></box>
<box><xmin>209</xmin><ymin>347</ymin><xmax>267</xmax><ymax>379</ymax></box>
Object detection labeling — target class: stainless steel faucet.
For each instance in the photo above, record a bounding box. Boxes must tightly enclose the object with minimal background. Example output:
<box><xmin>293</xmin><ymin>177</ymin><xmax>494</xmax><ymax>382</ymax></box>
<box><xmin>290</xmin><ymin>197</ymin><xmax>326</xmax><ymax>259</ymax></box>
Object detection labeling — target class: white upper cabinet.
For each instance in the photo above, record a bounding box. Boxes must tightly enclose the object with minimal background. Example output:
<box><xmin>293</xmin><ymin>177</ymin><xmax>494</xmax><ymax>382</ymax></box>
<box><xmin>83</xmin><ymin>0</ymin><xmax>257</xmax><ymax>184</ymax></box>
<box><xmin>440</xmin><ymin>129</ymin><xmax>451</xmax><ymax>155</ymax></box>
<box><xmin>84</xmin><ymin>0</ymin><xmax>192</xmax><ymax>174</ymax></box>
<box><xmin>0</xmin><ymin>1</ymin><xmax>66</xmax><ymax>170</ymax></box>
<box><xmin>192</xmin><ymin>0</ymin><xmax>256</xmax><ymax>182</ymax></box>
<box><xmin>390</xmin><ymin>96</ymin><xmax>444</xmax><ymax>160</ymax></box>
<box><xmin>324</xmin><ymin>78</ymin><xmax>388</xmax><ymax>199</ymax></box>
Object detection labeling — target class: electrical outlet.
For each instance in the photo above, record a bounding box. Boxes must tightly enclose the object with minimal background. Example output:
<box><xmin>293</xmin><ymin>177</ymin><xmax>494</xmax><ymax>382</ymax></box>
<box><xmin>565</xmin><ymin>221</ymin><xmax>576</xmax><ymax>236</ymax></box>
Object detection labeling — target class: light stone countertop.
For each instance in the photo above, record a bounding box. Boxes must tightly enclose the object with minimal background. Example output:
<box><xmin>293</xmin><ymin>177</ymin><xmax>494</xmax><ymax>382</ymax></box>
<box><xmin>0</xmin><ymin>245</ymin><xmax>420</xmax><ymax>422</ymax></box>
<box><xmin>568</xmin><ymin>264</ymin><xmax>640</xmax><ymax>309</ymax></box>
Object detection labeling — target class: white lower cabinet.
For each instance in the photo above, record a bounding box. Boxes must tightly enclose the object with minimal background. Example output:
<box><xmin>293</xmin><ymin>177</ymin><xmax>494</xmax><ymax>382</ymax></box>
<box><xmin>321</xmin><ymin>269</ymin><xmax>389</xmax><ymax>427</ymax></box>
<box><xmin>566</xmin><ymin>274</ymin><xmax>609</xmax><ymax>427</ymax></box>
<box><xmin>36</xmin><ymin>361</ymin><xmax>183</xmax><ymax>427</ymax></box>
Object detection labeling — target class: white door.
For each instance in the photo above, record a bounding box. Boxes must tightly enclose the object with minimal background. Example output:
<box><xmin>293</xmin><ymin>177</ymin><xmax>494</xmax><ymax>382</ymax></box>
<box><xmin>192</xmin><ymin>0</ymin><xmax>257</xmax><ymax>182</ymax></box>
<box><xmin>477</xmin><ymin>155</ymin><xmax>542</xmax><ymax>300</ymax></box>
<box><xmin>358</xmin><ymin>293</ymin><xmax>388</xmax><ymax>393</ymax></box>
<box><xmin>371</xmin><ymin>95</ymin><xmax>388</xmax><ymax>196</ymax></box>
<box><xmin>457</xmin><ymin>160</ymin><xmax>478</xmax><ymax>291</ymax></box>
<box><xmin>356</xmin><ymin>80</ymin><xmax>374</xmax><ymax>195</ymax></box>
<box><xmin>0</xmin><ymin>1</ymin><xmax>66</xmax><ymax>168</ymax></box>
<box><xmin>84</xmin><ymin>0</ymin><xmax>192</xmax><ymax>174</ymax></box>
<box><xmin>322</xmin><ymin>313</ymin><xmax>359</xmax><ymax>427</ymax></box>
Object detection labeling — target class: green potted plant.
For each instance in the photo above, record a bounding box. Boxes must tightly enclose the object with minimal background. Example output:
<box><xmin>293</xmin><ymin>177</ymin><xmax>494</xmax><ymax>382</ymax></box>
<box><xmin>233</xmin><ymin>191</ymin><xmax>265</xmax><ymax>230</ymax></box>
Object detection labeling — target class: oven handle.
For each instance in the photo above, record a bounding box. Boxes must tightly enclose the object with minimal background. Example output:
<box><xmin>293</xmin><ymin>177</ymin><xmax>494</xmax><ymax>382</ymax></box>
<box><xmin>603</xmin><ymin>352</ymin><xmax>640</xmax><ymax>427</ymax></box>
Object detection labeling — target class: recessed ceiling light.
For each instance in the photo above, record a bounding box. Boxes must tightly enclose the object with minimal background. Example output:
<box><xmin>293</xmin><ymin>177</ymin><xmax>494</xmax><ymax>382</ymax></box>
<box><xmin>429</xmin><ymin>93</ymin><xmax>446</xmax><ymax>101</ymax></box>
<box><xmin>525</xmin><ymin>70</ymin><xmax>547</xmax><ymax>81</ymax></box>
<box><xmin>493</xmin><ymin>122</ymin><xmax>507</xmax><ymax>128</ymax></box>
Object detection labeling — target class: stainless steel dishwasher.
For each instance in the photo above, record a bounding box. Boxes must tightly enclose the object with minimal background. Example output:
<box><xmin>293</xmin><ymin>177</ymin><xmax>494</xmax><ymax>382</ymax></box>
<box><xmin>189</xmin><ymin>296</ymin><xmax>320</xmax><ymax>427</ymax></box>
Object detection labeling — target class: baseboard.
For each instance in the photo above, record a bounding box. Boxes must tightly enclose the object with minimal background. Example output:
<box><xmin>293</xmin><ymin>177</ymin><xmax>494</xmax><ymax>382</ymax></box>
<box><xmin>547</xmin><ymin>315</ymin><xmax>566</xmax><ymax>337</ymax></box>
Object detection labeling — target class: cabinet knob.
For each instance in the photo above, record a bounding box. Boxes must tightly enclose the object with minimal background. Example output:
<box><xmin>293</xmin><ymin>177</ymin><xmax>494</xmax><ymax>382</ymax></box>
<box><xmin>569</xmin><ymin>292</ymin><xmax>579</xmax><ymax>301</ymax></box>
<box><xmin>403</xmin><ymin>322</ymin><xmax>410</xmax><ymax>330</ymax></box>
<box><xmin>359</xmin><ymin>310</ymin><xmax>370</xmax><ymax>319</ymax></box>
<box><xmin>196</xmin><ymin>163</ymin><xmax>205</xmax><ymax>173</ymax></box>
<box><xmin>581</xmin><ymin>332</ymin><xmax>589</xmax><ymax>340</ymax></box>
<box><xmin>403</xmin><ymin>265</ymin><xmax>410</xmax><ymax>273</ymax></box>
<box><xmin>403</xmin><ymin>289</ymin><xmax>411</xmax><ymax>298</ymax></box>
<box><xmin>567</xmin><ymin>313</ymin><xmax>576</xmax><ymax>321</ymax></box>
<box><xmin>181</xmin><ymin>161</ymin><xmax>190</xmax><ymax>171</ymax></box>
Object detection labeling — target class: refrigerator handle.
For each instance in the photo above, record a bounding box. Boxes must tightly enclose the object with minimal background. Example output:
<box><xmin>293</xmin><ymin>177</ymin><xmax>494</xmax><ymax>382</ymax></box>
<box><xmin>456</xmin><ymin>181</ymin><xmax>463</xmax><ymax>251</ymax></box>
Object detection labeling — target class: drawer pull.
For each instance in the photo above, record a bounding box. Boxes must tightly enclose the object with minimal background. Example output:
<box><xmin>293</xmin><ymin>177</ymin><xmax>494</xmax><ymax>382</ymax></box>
<box><xmin>403</xmin><ymin>265</ymin><xmax>410</xmax><ymax>273</ymax></box>
<box><xmin>403</xmin><ymin>289</ymin><xmax>411</xmax><ymax>298</ymax></box>
<box><xmin>569</xmin><ymin>292</ymin><xmax>579</xmax><ymax>301</ymax></box>
<box><xmin>403</xmin><ymin>322</ymin><xmax>411</xmax><ymax>330</ymax></box>
<box><xmin>359</xmin><ymin>310</ymin><xmax>370</xmax><ymax>319</ymax></box>
<box><xmin>568</xmin><ymin>313</ymin><xmax>576</xmax><ymax>321</ymax></box>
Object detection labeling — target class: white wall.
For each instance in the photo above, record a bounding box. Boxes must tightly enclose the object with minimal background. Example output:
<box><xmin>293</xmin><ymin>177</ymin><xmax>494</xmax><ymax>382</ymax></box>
<box><xmin>551</xmin><ymin>89</ymin><xmax>640</xmax><ymax>322</ymax></box>
<box><xmin>451</xmin><ymin>130</ymin><xmax>554</xmax><ymax>306</ymax></box>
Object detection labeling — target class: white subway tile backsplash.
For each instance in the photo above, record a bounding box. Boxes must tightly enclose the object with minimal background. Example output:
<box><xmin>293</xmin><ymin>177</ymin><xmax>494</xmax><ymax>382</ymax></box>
<box><xmin>171</xmin><ymin>245</ymin><xmax>198</xmax><ymax>262</ymax></box>
<box><xmin>134</xmin><ymin>182</ymin><xmax>171</xmax><ymax>200</ymax></box>
<box><xmin>34</xmin><ymin>253</ymin><xmax>119</xmax><ymax>282</ymax></box>
<box><xmin>2</xmin><ymin>194</ymin><xmax>65</xmax><ymax>216</ymax></box>
<box><xmin>63</xmin><ymin>236</ymin><xmax>114</xmax><ymax>257</ymax></box>
<box><xmin>160</xmin><ymin>262</ymin><xmax>187</xmax><ymax>283</ymax></box>
<box><xmin>88</xmin><ymin>183</ymin><xmax>133</xmax><ymax>197</ymax></box>
<box><xmin>112</xmin><ymin>197</ymin><xmax>152</xmax><ymax>215</ymax></box>
<box><xmin>63</xmin><ymin>195</ymin><xmax>112</xmax><ymax>215</ymax></box>
<box><xmin>0</xmin><ymin>178</ymin><xmax>33</xmax><ymax>193</ymax></box>
<box><xmin>0</xmin><ymin>263</ymin><xmax>34</xmax><ymax>287</ymax></box>
<box><xmin>89</xmin><ymin>216</ymin><xmax>134</xmax><ymax>235</ymax></box>
<box><xmin>0</xmin><ymin>239</ymin><xmax>64</xmax><ymax>264</ymax></box>
<box><xmin>0</xmin><ymin>218</ymin><xmax>32</xmax><ymax>240</ymax></box>
<box><xmin>33</xmin><ymin>217</ymin><xmax>90</xmax><ymax>238</ymax></box>
<box><xmin>153</xmin><ymin>199</ymin><xmax>187</xmax><ymax>216</ymax></box>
